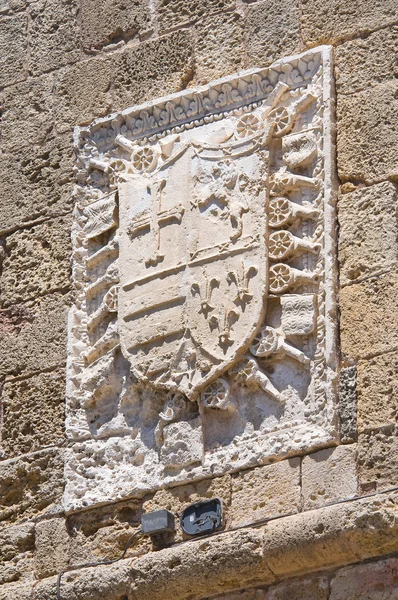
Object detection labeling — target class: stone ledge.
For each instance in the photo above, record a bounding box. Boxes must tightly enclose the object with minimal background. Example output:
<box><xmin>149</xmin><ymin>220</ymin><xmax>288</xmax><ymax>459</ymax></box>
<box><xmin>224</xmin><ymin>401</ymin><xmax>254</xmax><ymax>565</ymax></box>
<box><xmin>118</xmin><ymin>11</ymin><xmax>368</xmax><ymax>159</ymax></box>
<box><xmin>30</xmin><ymin>490</ymin><xmax>398</xmax><ymax>600</ymax></box>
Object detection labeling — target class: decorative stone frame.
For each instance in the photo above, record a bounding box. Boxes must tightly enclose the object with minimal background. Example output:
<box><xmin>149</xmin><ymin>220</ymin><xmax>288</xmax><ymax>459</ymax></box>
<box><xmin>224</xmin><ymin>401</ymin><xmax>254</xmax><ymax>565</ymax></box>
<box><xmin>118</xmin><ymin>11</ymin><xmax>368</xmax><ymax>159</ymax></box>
<box><xmin>66</xmin><ymin>46</ymin><xmax>337</xmax><ymax>512</ymax></box>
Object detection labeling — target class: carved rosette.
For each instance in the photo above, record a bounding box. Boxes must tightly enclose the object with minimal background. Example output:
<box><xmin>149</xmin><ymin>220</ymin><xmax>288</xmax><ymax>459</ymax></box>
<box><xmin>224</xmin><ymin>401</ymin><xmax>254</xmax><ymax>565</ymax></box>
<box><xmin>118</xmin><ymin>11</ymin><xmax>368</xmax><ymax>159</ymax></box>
<box><xmin>66</xmin><ymin>46</ymin><xmax>337</xmax><ymax>512</ymax></box>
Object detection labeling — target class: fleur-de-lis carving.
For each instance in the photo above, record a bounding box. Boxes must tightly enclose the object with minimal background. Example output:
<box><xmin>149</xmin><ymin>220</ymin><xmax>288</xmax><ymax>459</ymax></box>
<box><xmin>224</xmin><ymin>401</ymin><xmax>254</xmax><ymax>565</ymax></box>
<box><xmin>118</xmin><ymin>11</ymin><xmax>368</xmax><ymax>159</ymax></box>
<box><xmin>209</xmin><ymin>305</ymin><xmax>239</xmax><ymax>346</ymax></box>
<box><xmin>227</xmin><ymin>262</ymin><xmax>258</xmax><ymax>303</ymax></box>
<box><xmin>191</xmin><ymin>273</ymin><xmax>220</xmax><ymax>317</ymax></box>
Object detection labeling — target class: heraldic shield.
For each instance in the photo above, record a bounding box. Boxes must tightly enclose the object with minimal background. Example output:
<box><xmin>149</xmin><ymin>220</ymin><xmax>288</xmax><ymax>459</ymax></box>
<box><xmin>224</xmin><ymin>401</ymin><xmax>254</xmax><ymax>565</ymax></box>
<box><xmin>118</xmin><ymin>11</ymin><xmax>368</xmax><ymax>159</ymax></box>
<box><xmin>118</xmin><ymin>130</ymin><xmax>269</xmax><ymax>399</ymax></box>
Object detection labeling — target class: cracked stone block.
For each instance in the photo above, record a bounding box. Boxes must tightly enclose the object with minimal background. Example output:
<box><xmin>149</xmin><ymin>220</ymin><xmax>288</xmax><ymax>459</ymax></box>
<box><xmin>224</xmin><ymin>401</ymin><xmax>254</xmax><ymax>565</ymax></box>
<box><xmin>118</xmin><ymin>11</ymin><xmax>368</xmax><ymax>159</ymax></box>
<box><xmin>302</xmin><ymin>445</ymin><xmax>358</xmax><ymax>510</ymax></box>
<box><xmin>357</xmin><ymin>426</ymin><xmax>398</xmax><ymax>493</ymax></box>
<box><xmin>338</xmin><ymin>181</ymin><xmax>398</xmax><ymax>286</ymax></box>
<box><xmin>1</xmin><ymin>368</ymin><xmax>65</xmax><ymax>458</ymax></box>
<box><xmin>245</xmin><ymin>0</ymin><xmax>300</xmax><ymax>67</ymax></box>
<box><xmin>80</xmin><ymin>0</ymin><xmax>150</xmax><ymax>51</ymax></box>
<box><xmin>335</xmin><ymin>26</ymin><xmax>398</xmax><ymax>95</ymax></box>
<box><xmin>230</xmin><ymin>459</ymin><xmax>301</xmax><ymax>527</ymax></box>
<box><xmin>157</xmin><ymin>0</ymin><xmax>235</xmax><ymax>32</ymax></box>
<box><xmin>0</xmin><ymin>14</ymin><xmax>27</xmax><ymax>86</ymax></box>
<box><xmin>357</xmin><ymin>352</ymin><xmax>398</xmax><ymax>432</ymax></box>
<box><xmin>337</xmin><ymin>80</ymin><xmax>398</xmax><ymax>183</ymax></box>
<box><xmin>0</xmin><ymin>215</ymin><xmax>72</xmax><ymax>307</ymax></box>
<box><xmin>0</xmin><ymin>293</ymin><xmax>70</xmax><ymax>378</ymax></box>
<box><xmin>340</xmin><ymin>271</ymin><xmax>398</xmax><ymax>361</ymax></box>
<box><xmin>301</xmin><ymin>0</ymin><xmax>398</xmax><ymax>45</ymax></box>
<box><xmin>111</xmin><ymin>30</ymin><xmax>194</xmax><ymax>111</ymax></box>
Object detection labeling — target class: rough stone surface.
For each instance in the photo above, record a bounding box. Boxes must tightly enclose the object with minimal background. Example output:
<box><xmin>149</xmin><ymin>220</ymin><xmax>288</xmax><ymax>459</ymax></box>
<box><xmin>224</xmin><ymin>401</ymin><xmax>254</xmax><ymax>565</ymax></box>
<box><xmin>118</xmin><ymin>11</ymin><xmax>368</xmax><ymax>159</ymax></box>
<box><xmin>0</xmin><ymin>368</ymin><xmax>65</xmax><ymax>458</ymax></box>
<box><xmin>339</xmin><ymin>272</ymin><xmax>398</xmax><ymax>360</ymax></box>
<box><xmin>0</xmin><ymin>522</ymin><xmax>34</xmax><ymax>585</ymax></box>
<box><xmin>0</xmin><ymin>293</ymin><xmax>70</xmax><ymax>378</ymax></box>
<box><xmin>80</xmin><ymin>0</ymin><xmax>150</xmax><ymax>51</ymax></box>
<box><xmin>230</xmin><ymin>459</ymin><xmax>301</xmax><ymax>527</ymax></box>
<box><xmin>357</xmin><ymin>426</ymin><xmax>398</xmax><ymax>493</ymax></box>
<box><xmin>245</xmin><ymin>0</ymin><xmax>301</xmax><ymax>67</ymax></box>
<box><xmin>338</xmin><ymin>182</ymin><xmax>398</xmax><ymax>286</ymax></box>
<box><xmin>0</xmin><ymin>449</ymin><xmax>64</xmax><ymax>524</ymax></box>
<box><xmin>0</xmin><ymin>14</ymin><xmax>27</xmax><ymax>86</ymax></box>
<box><xmin>0</xmin><ymin>216</ymin><xmax>72</xmax><ymax>306</ymax></box>
<box><xmin>357</xmin><ymin>352</ymin><xmax>398</xmax><ymax>432</ymax></box>
<box><xmin>0</xmin><ymin>135</ymin><xmax>74</xmax><ymax>235</ymax></box>
<box><xmin>28</xmin><ymin>0</ymin><xmax>81</xmax><ymax>76</ymax></box>
<box><xmin>157</xmin><ymin>0</ymin><xmax>235</xmax><ymax>32</ymax></box>
<box><xmin>111</xmin><ymin>30</ymin><xmax>194</xmax><ymax>111</ymax></box>
<box><xmin>302</xmin><ymin>445</ymin><xmax>358</xmax><ymax>510</ymax></box>
<box><xmin>301</xmin><ymin>0</ymin><xmax>398</xmax><ymax>45</ymax></box>
<box><xmin>330</xmin><ymin>557</ymin><xmax>398</xmax><ymax>600</ymax></box>
<box><xmin>338</xmin><ymin>366</ymin><xmax>357</xmax><ymax>443</ymax></box>
<box><xmin>54</xmin><ymin>57</ymin><xmax>113</xmax><ymax>131</ymax></box>
<box><xmin>267</xmin><ymin>575</ymin><xmax>330</xmax><ymax>600</ymax></box>
<box><xmin>193</xmin><ymin>11</ymin><xmax>244</xmax><ymax>85</ymax></box>
<box><xmin>337</xmin><ymin>81</ymin><xmax>398</xmax><ymax>183</ymax></box>
<box><xmin>335</xmin><ymin>26</ymin><xmax>398</xmax><ymax>95</ymax></box>
<box><xmin>34</xmin><ymin>518</ymin><xmax>69</xmax><ymax>578</ymax></box>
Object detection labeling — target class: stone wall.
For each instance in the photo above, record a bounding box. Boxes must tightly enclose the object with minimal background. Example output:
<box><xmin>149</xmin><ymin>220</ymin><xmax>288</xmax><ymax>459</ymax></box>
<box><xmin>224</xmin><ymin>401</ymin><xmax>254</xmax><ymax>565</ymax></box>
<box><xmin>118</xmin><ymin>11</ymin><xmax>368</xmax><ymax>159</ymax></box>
<box><xmin>0</xmin><ymin>0</ymin><xmax>397</xmax><ymax>598</ymax></box>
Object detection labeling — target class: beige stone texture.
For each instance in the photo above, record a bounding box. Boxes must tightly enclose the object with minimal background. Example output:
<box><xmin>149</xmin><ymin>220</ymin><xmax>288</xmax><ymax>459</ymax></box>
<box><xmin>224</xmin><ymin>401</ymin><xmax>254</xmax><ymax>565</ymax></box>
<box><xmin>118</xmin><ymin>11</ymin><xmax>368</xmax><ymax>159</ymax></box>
<box><xmin>193</xmin><ymin>11</ymin><xmax>244</xmax><ymax>85</ymax></box>
<box><xmin>0</xmin><ymin>14</ymin><xmax>27</xmax><ymax>87</ymax></box>
<box><xmin>0</xmin><ymin>215</ymin><xmax>72</xmax><ymax>307</ymax></box>
<box><xmin>1</xmin><ymin>368</ymin><xmax>65</xmax><ymax>458</ymax></box>
<box><xmin>357</xmin><ymin>352</ymin><xmax>398</xmax><ymax>432</ymax></box>
<box><xmin>0</xmin><ymin>449</ymin><xmax>63</xmax><ymax>524</ymax></box>
<box><xmin>338</xmin><ymin>182</ymin><xmax>398</xmax><ymax>286</ymax></box>
<box><xmin>54</xmin><ymin>57</ymin><xmax>113</xmax><ymax>131</ymax></box>
<box><xmin>335</xmin><ymin>26</ymin><xmax>398</xmax><ymax>95</ymax></box>
<box><xmin>301</xmin><ymin>446</ymin><xmax>358</xmax><ymax>510</ymax></box>
<box><xmin>0</xmin><ymin>581</ymin><xmax>32</xmax><ymax>600</ymax></box>
<box><xmin>0</xmin><ymin>135</ymin><xmax>74</xmax><ymax>235</ymax></box>
<box><xmin>245</xmin><ymin>0</ymin><xmax>301</xmax><ymax>67</ymax></box>
<box><xmin>330</xmin><ymin>557</ymin><xmax>398</xmax><ymax>600</ymax></box>
<box><xmin>111</xmin><ymin>30</ymin><xmax>194</xmax><ymax>111</ymax></box>
<box><xmin>357</xmin><ymin>426</ymin><xmax>398</xmax><ymax>493</ymax></box>
<box><xmin>266</xmin><ymin>575</ymin><xmax>329</xmax><ymax>600</ymax></box>
<box><xmin>157</xmin><ymin>0</ymin><xmax>235</xmax><ymax>33</ymax></box>
<box><xmin>0</xmin><ymin>0</ymin><xmax>27</xmax><ymax>15</ymax></box>
<box><xmin>230</xmin><ymin>459</ymin><xmax>301</xmax><ymax>527</ymax></box>
<box><xmin>28</xmin><ymin>0</ymin><xmax>81</xmax><ymax>76</ymax></box>
<box><xmin>80</xmin><ymin>0</ymin><xmax>150</xmax><ymax>51</ymax></box>
<box><xmin>0</xmin><ymin>74</ymin><xmax>54</xmax><ymax>153</ymax></box>
<box><xmin>0</xmin><ymin>292</ymin><xmax>70</xmax><ymax>378</ymax></box>
<box><xmin>34</xmin><ymin>518</ymin><xmax>70</xmax><ymax>578</ymax></box>
<box><xmin>337</xmin><ymin>80</ymin><xmax>398</xmax><ymax>183</ymax></box>
<box><xmin>0</xmin><ymin>522</ymin><xmax>34</xmax><ymax>585</ymax></box>
<box><xmin>339</xmin><ymin>272</ymin><xmax>398</xmax><ymax>361</ymax></box>
<box><xmin>301</xmin><ymin>0</ymin><xmax>398</xmax><ymax>45</ymax></box>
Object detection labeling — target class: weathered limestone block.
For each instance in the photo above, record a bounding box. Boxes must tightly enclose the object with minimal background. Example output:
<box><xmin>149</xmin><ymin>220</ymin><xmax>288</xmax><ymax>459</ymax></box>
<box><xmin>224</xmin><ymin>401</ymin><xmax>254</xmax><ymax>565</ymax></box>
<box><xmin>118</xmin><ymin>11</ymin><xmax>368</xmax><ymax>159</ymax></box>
<box><xmin>0</xmin><ymin>581</ymin><xmax>33</xmax><ymax>600</ymax></box>
<box><xmin>330</xmin><ymin>557</ymin><xmax>398</xmax><ymax>600</ymax></box>
<box><xmin>157</xmin><ymin>0</ymin><xmax>235</xmax><ymax>32</ymax></box>
<box><xmin>34</xmin><ymin>518</ymin><xmax>70</xmax><ymax>579</ymax></box>
<box><xmin>0</xmin><ymin>135</ymin><xmax>74</xmax><ymax>235</ymax></box>
<box><xmin>339</xmin><ymin>272</ymin><xmax>398</xmax><ymax>360</ymax></box>
<box><xmin>0</xmin><ymin>293</ymin><xmax>70</xmax><ymax>378</ymax></box>
<box><xmin>0</xmin><ymin>74</ymin><xmax>55</xmax><ymax>153</ymax></box>
<box><xmin>266</xmin><ymin>575</ymin><xmax>329</xmax><ymax>600</ymax></box>
<box><xmin>0</xmin><ymin>216</ymin><xmax>72</xmax><ymax>307</ymax></box>
<box><xmin>230</xmin><ymin>459</ymin><xmax>301</xmax><ymax>527</ymax></box>
<box><xmin>338</xmin><ymin>182</ymin><xmax>398</xmax><ymax>286</ymax></box>
<box><xmin>357</xmin><ymin>426</ymin><xmax>398</xmax><ymax>493</ymax></box>
<box><xmin>0</xmin><ymin>522</ymin><xmax>34</xmax><ymax>585</ymax></box>
<box><xmin>1</xmin><ymin>368</ymin><xmax>65</xmax><ymax>458</ymax></box>
<box><xmin>111</xmin><ymin>30</ymin><xmax>194</xmax><ymax>111</ymax></box>
<box><xmin>80</xmin><ymin>0</ymin><xmax>150</xmax><ymax>51</ymax></box>
<box><xmin>245</xmin><ymin>0</ymin><xmax>301</xmax><ymax>67</ymax></box>
<box><xmin>335</xmin><ymin>26</ymin><xmax>398</xmax><ymax>95</ymax></box>
<box><xmin>0</xmin><ymin>14</ymin><xmax>27</xmax><ymax>86</ymax></box>
<box><xmin>54</xmin><ymin>57</ymin><xmax>113</xmax><ymax>132</ymax></box>
<box><xmin>193</xmin><ymin>11</ymin><xmax>244</xmax><ymax>85</ymax></box>
<box><xmin>337</xmin><ymin>80</ymin><xmax>398</xmax><ymax>183</ymax></box>
<box><xmin>0</xmin><ymin>0</ymin><xmax>27</xmax><ymax>15</ymax></box>
<box><xmin>0</xmin><ymin>449</ymin><xmax>63</xmax><ymax>524</ymax></box>
<box><xmin>357</xmin><ymin>352</ymin><xmax>398</xmax><ymax>432</ymax></box>
<box><xmin>338</xmin><ymin>366</ymin><xmax>357</xmax><ymax>443</ymax></box>
<box><xmin>28</xmin><ymin>0</ymin><xmax>81</xmax><ymax>76</ymax></box>
<box><xmin>301</xmin><ymin>445</ymin><xmax>358</xmax><ymax>510</ymax></box>
<box><xmin>301</xmin><ymin>0</ymin><xmax>398</xmax><ymax>45</ymax></box>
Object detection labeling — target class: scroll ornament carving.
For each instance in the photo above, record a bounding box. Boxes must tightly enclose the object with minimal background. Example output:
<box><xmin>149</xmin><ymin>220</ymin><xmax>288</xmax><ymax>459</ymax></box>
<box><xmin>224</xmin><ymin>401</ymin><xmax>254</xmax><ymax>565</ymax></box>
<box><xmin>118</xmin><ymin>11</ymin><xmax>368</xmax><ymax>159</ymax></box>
<box><xmin>65</xmin><ymin>47</ymin><xmax>337</xmax><ymax>512</ymax></box>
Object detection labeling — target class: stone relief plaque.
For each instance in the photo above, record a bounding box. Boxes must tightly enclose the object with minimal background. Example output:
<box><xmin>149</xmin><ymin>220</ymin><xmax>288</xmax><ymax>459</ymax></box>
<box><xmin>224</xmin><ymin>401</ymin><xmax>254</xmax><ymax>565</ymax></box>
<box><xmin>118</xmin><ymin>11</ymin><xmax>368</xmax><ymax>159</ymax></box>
<box><xmin>66</xmin><ymin>46</ymin><xmax>337</xmax><ymax>511</ymax></box>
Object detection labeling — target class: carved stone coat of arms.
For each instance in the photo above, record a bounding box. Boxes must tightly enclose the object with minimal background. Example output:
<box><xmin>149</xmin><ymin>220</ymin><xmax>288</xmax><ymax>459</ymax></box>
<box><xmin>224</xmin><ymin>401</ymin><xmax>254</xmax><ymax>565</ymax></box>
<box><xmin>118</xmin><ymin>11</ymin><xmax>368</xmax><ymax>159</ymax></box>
<box><xmin>66</xmin><ymin>46</ymin><xmax>338</xmax><ymax>511</ymax></box>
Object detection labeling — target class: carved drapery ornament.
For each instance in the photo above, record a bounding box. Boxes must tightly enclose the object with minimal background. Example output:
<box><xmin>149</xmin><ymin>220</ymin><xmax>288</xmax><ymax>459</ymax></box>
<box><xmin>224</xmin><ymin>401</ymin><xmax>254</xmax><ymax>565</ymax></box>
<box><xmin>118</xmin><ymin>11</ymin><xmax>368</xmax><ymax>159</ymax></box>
<box><xmin>66</xmin><ymin>46</ymin><xmax>337</xmax><ymax>511</ymax></box>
